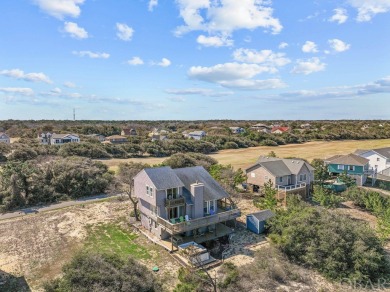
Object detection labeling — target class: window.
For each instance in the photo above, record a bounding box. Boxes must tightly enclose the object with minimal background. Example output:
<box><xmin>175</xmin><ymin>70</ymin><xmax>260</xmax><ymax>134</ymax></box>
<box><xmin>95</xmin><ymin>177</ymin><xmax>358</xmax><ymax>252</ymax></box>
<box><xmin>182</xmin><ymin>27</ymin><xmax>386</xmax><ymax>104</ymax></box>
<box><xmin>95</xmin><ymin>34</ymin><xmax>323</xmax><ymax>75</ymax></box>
<box><xmin>348</xmin><ymin>165</ymin><xmax>355</xmax><ymax>171</ymax></box>
<box><xmin>278</xmin><ymin>177</ymin><xmax>283</xmax><ymax>183</ymax></box>
<box><xmin>265</xmin><ymin>176</ymin><xmax>268</xmax><ymax>180</ymax></box>
<box><xmin>150</xmin><ymin>205</ymin><xmax>157</xmax><ymax>215</ymax></box>
<box><xmin>166</xmin><ymin>188</ymin><xmax>179</xmax><ymax>199</ymax></box>
<box><xmin>168</xmin><ymin>206</ymin><xmax>183</xmax><ymax>219</ymax></box>
<box><xmin>377</xmin><ymin>158</ymin><xmax>380</xmax><ymax>162</ymax></box>
<box><xmin>204</xmin><ymin>200</ymin><xmax>216</xmax><ymax>215</ymax></box>
<box><xmin>338</xmin><ymin>165</ymin><xmax>344</xmax><ymax>170</ymax></box>
<box><xmin>251</xmin><ymin>173</ymin><xmax>255</xmax><ymax>178</ymax></box>
<box><xmin>299</xmin><ymin>174</ymin><xmax>307</xmax><ymax>181</ymax></box>
<box><xmin>146</xmin><ymin>185</ymin><xmax>153</xmax><ymax>197</ymax></box>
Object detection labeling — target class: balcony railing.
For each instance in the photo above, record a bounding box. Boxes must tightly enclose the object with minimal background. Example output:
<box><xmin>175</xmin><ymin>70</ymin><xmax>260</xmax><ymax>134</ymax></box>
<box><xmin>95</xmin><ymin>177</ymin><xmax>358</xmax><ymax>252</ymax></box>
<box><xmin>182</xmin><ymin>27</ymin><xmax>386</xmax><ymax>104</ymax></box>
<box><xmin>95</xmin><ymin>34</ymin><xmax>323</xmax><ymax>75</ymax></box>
<box><xmin>156</xmin><ymin>208</ymin><xmax>241</xmax><ymax>234</ymax></box>
<box><xmin>165</xmin><ymin>197</ymin><xmax>186</xmax><ymax>208</ymax></box>
<box><xmin>277</xmin><ymin>182</ymin><xmax>306</xmax><ymax>191</ymax></box>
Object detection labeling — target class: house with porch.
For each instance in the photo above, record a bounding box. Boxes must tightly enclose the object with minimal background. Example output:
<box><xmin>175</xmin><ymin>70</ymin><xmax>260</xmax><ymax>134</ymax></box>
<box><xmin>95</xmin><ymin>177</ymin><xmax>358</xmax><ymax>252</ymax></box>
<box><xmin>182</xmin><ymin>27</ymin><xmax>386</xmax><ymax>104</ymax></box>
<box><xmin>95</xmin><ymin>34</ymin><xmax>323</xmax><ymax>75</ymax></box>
<box><xmin>0</xmin><ymin>132</ymin><xmax>10</xmax><ymax>144</ymax></box>
<box><xmin>354</xmin><ymin>147</ymin><xmax>390</xmax><ymax>175</ymax></box>
<box><xmin>229</xmin><ymin>127</ymin><xmax>245</xmax><ymax>134</ymax></box>
<box><xmin>134</xmin><ymin>166</ymin><xmax>240</xmax><ymax>251</ymax></box>
<box><xmin>325</xmin><ymin>153</ymin><xmax>370</xmax><ymax>186</ymax></box>
<box><xmin>184</xmin><ymin>131</ymin><xmax>206</xmax><ymax>140</ymax></box>
<box><xmin>50</xmin><ymin>133</ymin><xmax>80</xmax><ymax>145</ymax></box>
<box><xmin>105</xmin><ymin>135</ymin><xmax>128</xmax><ymax>144</ymax></box>
<box><xmin>246</xmin><ymin>156</ymin><xmax>314</xmax><ymax>200</ymax></box>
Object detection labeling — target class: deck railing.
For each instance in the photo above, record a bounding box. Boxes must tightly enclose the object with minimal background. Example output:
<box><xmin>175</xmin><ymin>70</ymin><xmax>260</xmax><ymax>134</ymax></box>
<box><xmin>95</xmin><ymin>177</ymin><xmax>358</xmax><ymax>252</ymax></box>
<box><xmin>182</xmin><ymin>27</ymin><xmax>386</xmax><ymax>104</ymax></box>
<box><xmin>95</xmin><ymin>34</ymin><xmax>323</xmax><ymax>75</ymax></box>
<box><xmin>164</xmin><ymin>197</ymin><xmax>186</xmax><ymax>208</ymax></box>
<box><xmin>277</xmin><ymin>182</ymin><xmax>306</xmax><ymax>191</ymax></box>
<box><xmin>157</xmin><ymin>208</ymin><xmax>241</xmax><ymax>234</ymax></box>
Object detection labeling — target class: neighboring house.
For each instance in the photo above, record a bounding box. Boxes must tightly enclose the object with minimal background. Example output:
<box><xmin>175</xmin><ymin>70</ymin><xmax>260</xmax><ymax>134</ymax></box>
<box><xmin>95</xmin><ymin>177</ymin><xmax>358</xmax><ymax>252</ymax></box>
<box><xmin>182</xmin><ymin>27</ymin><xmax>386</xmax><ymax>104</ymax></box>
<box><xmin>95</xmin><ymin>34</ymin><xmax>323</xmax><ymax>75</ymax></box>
<box><xmin>0</xmin><ymin>132</ymin><xmax>10</xmax><ymax>144</ymax></box>
<box><xmin>354</xmin><ymin>147</ymin><xmax>390</xmax><ymax>174</ymax></box>
<box><xmin>300</xmin><ymin>123</ymin><xmax>311</xmax><ymax>129</ymax></box>
<box><xmin>185</xmin><ymin>131</ymin><xmax>206</xmax><ymax>140</ymax></box>
<box><xmin>38</xmin><ymin>132</ymin><xmax>52</xmax><ymax>144</ymax></box>
<box><xmin>250</xmin><ymin>123</ymin><xmax>271</xmax><ymax>133</ymax></box>
<box><xmin>271</xmin><ymin>126</ymin><xmax>290</xmax><ymax>134</ymax></box>
<box><xmin>134</xmin><ymin>166</ymin><xmax>241</xmax><ymax>251</ymax></box>
<box><xmin>105</xmin><ymin>135</ymin><xmax>128</xmax><ymax>144</ymax></box>
<box><xmin>151</xmin><ymin>134</ymin><xmax>167</xmax><ymax>142</ymax></box>
<box><xmin>246</xmin><ymin>209</ymin><xmax>275</xmax><ymax>234</ymax></box>
<box><xmin>325</xmin><ymin>153</ymin><xmax>370</xmax><ymax>186</ymax></box>
<box><xmin>121</xmin><ymin>128</ymin><xmax>137</xmax><ymax>136</ymax></box>
<box><xmin>88</xmin><ymin>134</ymin><xmax>105</xmax><ymax>142</ymax></box>
<box><xmin>246</xmin><ymin>156</ymin><xmax>314</xmax><ymax>198</ymax></box>
<box><xmin>229</xmin><ymin>127</ymin><xmax>245</xmax><ymax>134</ymax></box>
<box><xmin>50</xmin><ymin>134</ymin><xmax>80</xmax><ymax>145</ymax></box>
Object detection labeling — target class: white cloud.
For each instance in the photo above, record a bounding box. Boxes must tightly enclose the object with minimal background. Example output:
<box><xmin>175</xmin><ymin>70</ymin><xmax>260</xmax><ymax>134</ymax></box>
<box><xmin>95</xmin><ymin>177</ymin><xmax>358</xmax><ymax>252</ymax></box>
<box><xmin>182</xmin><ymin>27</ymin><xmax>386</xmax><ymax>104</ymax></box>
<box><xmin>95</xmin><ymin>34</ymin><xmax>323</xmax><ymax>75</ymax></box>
<box><xmin>196</xmin><ymin>34</ymin><xmax>233</xmax><ymax>47</ymax></box>
<box><xmin>127</xmin><ymin>57</ymin><xmax>144</xmax><ymax>66</ymax></box>
<box><xmin>33</xmin><ymin>0</ymin><xmax>85</xmax><ymax>19</ymax></box>
<box><xmin>278</xmin><ymin>42</ymin><xmax>288</xmax><ymax>49</ymax></box>
<box><xmin>328</xmin><ymin>39</ymin><xmax>351</xmax><ymax>52</ymax></box>
<box><xmin>291</xmin><ymin>58</ymin><xmax>326</xmax><ymax>75</ymax></box>
<box><xmin>51</xmin><ymin>87</ymin><xmax>62</xmax><ymax>94</ymax></box>
<box><xmin>232</xmin><ymin>48</ymin><xmax>290</xmax><ymax>68</ymax></box>
<box><xmin>167</xmin><ymin>96</ymin><xmax>186</xmax><ymax>102</ymax></box>
<box><xmin>165</xmin><ymin>88</ymin><xmax>233</xmax><ymax>97</ymax></box>
<box><xmin>63</xmin><ymin>81</ymin><xmax>77</xmax><ymax>88</ymax></box>
<box><xmin>277</xmin><ymin>76</ymin><xmax>390</xmax><ymax>100</ymax></box>
<box><xmin>175</xmin><ymin>0</ymin><xmax>282</xmax><ymax>37</ymax></box>
<box><xmin>156</xmin><ymin>58</ymin><xmax>171</xmax><ymax>67</ymax></box>
<box><xmin>188</xmin><ymin>62</ymin><xmax>286</xmax><ymax>90</ymax></box>
<box><xmin>148</xmin><ymin>0</ymin><xmax>158</xmax><ymax>11</ymax></box>
<box><xmin>63</xmin><ymin>22</ymin><xmax>88</xmax><ymax>39</ymax></box>
<box><xmin>0</xmin><ymin>68</ymin><xmax>52</xmax><ymax>83</ymax></box>
<box><xmin>302</xmin><ymin>41</ymin><xmax>318</xmax><ymax>53</ymax></box>
<box><xmin>116</xmin><ymin>23</ymin><xmax>134</xmax><ymax>41</ymax></box>
<box><xmin>348</xmin><ymin>0</ymin><xmax>390</xmax><ymax>22</ymax></box>
<box><xmin>72</xmin><ymin>51</ymin><xmax>110</xmax><ymax>58</ymax></box>
<box><xmin>0</xmin><ymin>87</ymin><xmax>34</xmax><ymax>96</ymax></box>
<box><xmin>329</xmin><ymin>8</ymin><xmax>348</xmax><ymax>24</ymax></box>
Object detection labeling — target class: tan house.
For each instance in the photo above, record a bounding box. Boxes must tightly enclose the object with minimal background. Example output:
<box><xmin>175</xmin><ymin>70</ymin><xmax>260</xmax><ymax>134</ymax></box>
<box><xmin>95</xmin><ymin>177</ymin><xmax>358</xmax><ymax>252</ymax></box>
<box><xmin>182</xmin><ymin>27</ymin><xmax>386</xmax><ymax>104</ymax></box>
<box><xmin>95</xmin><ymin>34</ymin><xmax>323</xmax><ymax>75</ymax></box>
<box><xmin>121</xmin><ymin>128</ymin><xmax>137</xmax><ymax>136</ymax></box>
<box><xmin>246</xmin><ymin>156</ymin><xmax>314</xmax><ymax>200</ymax></box>
<box><xmin>105</xmin><ymin>135</ymin><xmax>128</xmax><ymax>144</ymax></box>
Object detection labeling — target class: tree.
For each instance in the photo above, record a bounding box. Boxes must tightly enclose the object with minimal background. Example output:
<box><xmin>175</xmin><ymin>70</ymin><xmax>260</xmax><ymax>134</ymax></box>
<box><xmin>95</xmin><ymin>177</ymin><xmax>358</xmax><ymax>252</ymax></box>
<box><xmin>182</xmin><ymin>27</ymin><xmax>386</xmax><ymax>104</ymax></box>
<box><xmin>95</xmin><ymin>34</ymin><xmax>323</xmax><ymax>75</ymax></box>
<box><xmin>254</xmin><ymin>180</ymin><xmax>278</xmax><ymax>210</ymax></box>
<box><xmin>311</xmin><ymin>158</ymin><xmax>330</xmax><ymax>185</ymax></box>
<box><xmin>312</xmin><ymin>185</ymin><xmax>341</xmax><ymax>208</ymax></box>
<box><xmin>44</xmin><ymin>252</ymin><xmax>161</xmax><ymax>292</ymax></box>
<box><xmin>116</xmin><ymin>162</ymin><xmax>150</xmax><ymax>221</ymax></box>
<box><xmin>267</xmin><ymin>151</ymin><xmax>277</xmax><ymax>157</ymax></box>
<box><xmin>209</xmin><ymin>164</ymin><xmax>245</xmax><ymax>194</ymax></box>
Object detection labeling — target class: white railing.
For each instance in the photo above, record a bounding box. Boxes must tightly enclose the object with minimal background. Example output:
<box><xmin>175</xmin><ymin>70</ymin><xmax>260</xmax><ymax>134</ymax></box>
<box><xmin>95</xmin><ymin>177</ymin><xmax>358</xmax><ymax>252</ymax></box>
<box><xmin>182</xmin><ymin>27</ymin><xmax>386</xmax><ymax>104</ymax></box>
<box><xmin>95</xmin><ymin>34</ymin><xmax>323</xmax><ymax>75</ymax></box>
<box><xmin>277</xmin><ymin>182</ymin><xmax>306</xmax><ymax>191</ymax></box>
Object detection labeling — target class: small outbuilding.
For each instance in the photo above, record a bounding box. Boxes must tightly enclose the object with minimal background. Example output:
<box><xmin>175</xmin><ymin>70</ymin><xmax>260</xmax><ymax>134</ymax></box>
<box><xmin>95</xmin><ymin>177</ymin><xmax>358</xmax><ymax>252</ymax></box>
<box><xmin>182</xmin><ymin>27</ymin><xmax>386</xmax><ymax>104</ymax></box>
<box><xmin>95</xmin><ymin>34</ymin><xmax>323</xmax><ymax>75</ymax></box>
<box><xmin>246</xmin><ymin>209</ymin><xmax>275</xmax><ymax>234</ymax></box>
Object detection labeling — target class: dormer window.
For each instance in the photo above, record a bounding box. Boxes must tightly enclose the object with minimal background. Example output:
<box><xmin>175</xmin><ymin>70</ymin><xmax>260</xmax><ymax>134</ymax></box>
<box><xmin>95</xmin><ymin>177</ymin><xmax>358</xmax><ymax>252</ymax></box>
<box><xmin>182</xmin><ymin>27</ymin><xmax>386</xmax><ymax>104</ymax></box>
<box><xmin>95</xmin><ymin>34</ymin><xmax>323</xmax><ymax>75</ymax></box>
<box><xmin>166</xmin><ymin>188</ymin><xmax>179</xmax><ymax>199</ymax></box>
<box><xmin>146</xmin><ymin>185</ymin><xmax>153</xmax><ymax>197</ymax></box>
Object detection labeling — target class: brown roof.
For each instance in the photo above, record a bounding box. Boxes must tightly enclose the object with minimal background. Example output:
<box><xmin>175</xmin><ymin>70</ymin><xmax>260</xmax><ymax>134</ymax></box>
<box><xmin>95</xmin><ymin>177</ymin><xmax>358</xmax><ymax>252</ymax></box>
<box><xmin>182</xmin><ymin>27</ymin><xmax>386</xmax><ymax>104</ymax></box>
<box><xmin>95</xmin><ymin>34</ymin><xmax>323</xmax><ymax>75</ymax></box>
<box><xmin>122</xmin><ymin>128</ymin><xmax>137</xmax><ymax>135</ymax></box>
<box><xmin>326</xmin><ymin>153</ymin><xmax>369</xmax><ymax>166</ymax></box>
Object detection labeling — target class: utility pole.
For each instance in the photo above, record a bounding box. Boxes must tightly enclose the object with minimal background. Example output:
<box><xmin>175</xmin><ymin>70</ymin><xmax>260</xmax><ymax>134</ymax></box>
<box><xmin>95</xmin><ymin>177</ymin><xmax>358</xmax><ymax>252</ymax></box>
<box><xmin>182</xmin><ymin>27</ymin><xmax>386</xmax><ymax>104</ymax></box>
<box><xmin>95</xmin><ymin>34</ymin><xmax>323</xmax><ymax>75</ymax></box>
<box><xmin>73</xmin><ymin>108</ymin><xmax>75</xmax><ymax>121</ymax></box>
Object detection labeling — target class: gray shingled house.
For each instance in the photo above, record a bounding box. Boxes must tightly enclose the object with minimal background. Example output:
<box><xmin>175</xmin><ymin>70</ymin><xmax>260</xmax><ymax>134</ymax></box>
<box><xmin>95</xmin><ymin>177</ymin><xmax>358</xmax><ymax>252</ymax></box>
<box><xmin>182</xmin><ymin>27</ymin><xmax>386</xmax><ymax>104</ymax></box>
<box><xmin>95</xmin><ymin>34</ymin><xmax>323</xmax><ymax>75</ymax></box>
<box><xmin>246</xmin><ymin>156</ymin><xmax>314</xmax><ymax>199</ymax></box>
<box><xmin>134</xmin><ymin>166</ymin><xmax>240</xmax><ymax>250</ymax></box>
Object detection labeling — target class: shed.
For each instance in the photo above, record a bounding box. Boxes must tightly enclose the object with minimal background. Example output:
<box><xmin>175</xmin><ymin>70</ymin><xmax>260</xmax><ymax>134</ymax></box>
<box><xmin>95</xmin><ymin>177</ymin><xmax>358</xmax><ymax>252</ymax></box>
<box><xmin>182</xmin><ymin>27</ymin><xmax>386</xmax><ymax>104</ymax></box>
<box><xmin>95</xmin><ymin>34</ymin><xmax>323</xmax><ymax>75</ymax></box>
<box><xmin>246</xmin><ymin>210</ymin><xmax>275</xmax><ymax>234</ymax></box>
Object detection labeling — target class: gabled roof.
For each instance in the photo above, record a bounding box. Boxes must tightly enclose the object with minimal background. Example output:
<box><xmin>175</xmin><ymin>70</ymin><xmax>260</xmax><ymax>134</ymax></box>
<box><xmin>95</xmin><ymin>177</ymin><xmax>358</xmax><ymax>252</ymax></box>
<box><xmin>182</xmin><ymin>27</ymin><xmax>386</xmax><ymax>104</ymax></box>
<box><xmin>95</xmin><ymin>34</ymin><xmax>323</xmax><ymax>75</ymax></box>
<box><xmin>271</xmin><ymin>126</ymin><xmax>289</xmax><ymax>133</ymax></box>
<box><xmin>173</xmin><ymin>166</ymin><xmax>229</xmax><ymax>201</ymax></box>
<box><xmin>0</xmin><ymin>132</ymin><xmax>9</xmax><ymax>138</ymax></box>
<box><xmin>327</xmin><ymin>153</ymin><xmax>369</xmax><ymax>166</ymax></box>
<box><xmin>373</xmin><ymin>147</ymin><xmax>390</xmax><ymax>159</ymax></box>
<box><xmin>248</xmin><ymin>209</ymin><xmax>275</xmax><ymax>221</ymax></box>
<box><xmin>143</xmin><ymin>166</ymin><xmax>185</xmax><ymax>190</ymax></box>
<box><xmin>247</xmin><ymin>156</ymin><xmax>314</xmax><ymax>176</ymax></box>
<box><xmin>188</xmin><ymin>131</ymin><xmax>206</xmax><ymax>136</ymax></box>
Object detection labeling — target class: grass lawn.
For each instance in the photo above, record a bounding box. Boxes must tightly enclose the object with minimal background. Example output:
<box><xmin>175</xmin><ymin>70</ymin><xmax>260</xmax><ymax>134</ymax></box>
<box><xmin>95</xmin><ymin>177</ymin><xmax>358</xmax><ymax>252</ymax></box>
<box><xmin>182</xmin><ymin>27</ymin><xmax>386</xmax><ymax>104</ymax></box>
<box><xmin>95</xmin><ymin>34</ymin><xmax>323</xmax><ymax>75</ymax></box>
<box><xmin>99</xmin><ymin>139</ymin><xmax>390</xmax><ymax>171</ymax></box>
<box><xmin>85</xmin><ymin>222</ymin><xmax>151</xmax><ymax>260</ymax></box>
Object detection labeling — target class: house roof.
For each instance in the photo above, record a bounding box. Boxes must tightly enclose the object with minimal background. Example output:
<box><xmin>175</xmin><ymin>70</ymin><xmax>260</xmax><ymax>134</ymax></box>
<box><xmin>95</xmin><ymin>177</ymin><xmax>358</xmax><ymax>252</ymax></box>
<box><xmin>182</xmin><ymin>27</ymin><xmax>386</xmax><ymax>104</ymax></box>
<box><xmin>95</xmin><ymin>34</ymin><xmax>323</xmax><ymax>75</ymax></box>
<box><xmin>251</xmin><ymin>123</ymin><xmax>269</xmax><ymax>128</ymax></box>
<box><xmin>248</xmin><ymin>209</ymin><xmax>275</xmax><ymax>221</ymax></box>
<box><xmin>188</xmin><ymin>131</ymin><xmax>205</xmax><ymax>136</ymax></box>
<box><xmin>106</xmin><ymin>135</ymin><xmax>127</xmax><ymax>139</ymax></box>
<box><xmin>173</xmin><ymin>166</ymin><xmax>229</xmax><ymax>201</ymax></box>
<box><xmin>373</xmin><ymin>147</ymin><xmax>390</xmax><ymax>159</ymax></box>
<box><xmin>143</xmin><ymin>166</ymin><xmax>185</xmax><ymax>190</ymax></box>
<box><xmin>247</xmin><ymin>156</ymin><xmax>314</xmax><ymax>176</ymax></box>
<box><xmin>327</xmin><ymin>153</ymin><xmax>369</xmax><ymax>166</ymax></box>
<box><xmin>0</xmin><ymin>132</ymin><xmax>9</xmax><ymax>138</ymax></box>
<box><xmin>122</xmin><ymin>128</ymin><xmax>137</xmax><ymax>135</ymax></box>
<box><xmin>271</xmin><ymin>126</ymin><xmax>289</xmax><ymax>133</ymax></box>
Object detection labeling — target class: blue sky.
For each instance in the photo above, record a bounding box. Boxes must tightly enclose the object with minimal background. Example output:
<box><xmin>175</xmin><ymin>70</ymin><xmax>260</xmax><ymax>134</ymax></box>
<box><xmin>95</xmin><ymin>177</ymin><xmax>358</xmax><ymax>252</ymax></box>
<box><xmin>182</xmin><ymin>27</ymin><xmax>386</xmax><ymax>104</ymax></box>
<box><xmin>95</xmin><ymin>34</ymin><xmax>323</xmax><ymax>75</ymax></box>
<box><xmin>0</xmin><ymin>0</ymin><xmax>389</xmax><ymax>120</ymax></box>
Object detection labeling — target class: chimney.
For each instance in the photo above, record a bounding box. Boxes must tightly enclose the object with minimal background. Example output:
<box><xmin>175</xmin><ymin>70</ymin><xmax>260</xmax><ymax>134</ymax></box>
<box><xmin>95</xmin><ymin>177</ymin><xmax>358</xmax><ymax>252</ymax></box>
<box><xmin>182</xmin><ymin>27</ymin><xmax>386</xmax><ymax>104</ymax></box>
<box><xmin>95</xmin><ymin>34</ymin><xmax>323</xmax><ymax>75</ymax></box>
<box><xmin>191</xmin><ymin>182</ymin><xmax>204</xmax><ymax>218</ymax></box>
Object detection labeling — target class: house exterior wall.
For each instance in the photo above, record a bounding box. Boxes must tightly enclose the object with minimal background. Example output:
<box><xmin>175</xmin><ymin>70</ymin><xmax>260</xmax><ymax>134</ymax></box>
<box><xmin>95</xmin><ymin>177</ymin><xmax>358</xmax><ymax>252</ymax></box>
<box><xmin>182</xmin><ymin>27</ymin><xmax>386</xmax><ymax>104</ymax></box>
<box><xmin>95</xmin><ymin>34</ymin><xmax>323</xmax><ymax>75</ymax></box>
<box><xmin>246</xmin><ymin>166</ymin><xmax>276</xmax><ymax>186</ymax></box>
<box><xmin>191</xmin><ymin>183</ymin><xmax>204</xmax><ymax>218</ymax></box>
<box><xmin>50</xmin><ymin>135</ymin><xmax>80</xmax><ymax>145</ymax></box>
<box><xmin>359</xmin><ymin>151</ymin><xmax>389</xmax><ymax>173</ymax></box>
<box><xmin>296</xmin><ymin>164</ymin><xmax>313</xmax><ymax>184</ymax></box>
<box><xmin>328</xmin><ymin>164</ymin><xmax>365</xmax><ymax>175</ymax></box>
<box><xmin>0</xmin><ymin>134</ymin><xmax>10</xmax><ymax>144</ymax></box>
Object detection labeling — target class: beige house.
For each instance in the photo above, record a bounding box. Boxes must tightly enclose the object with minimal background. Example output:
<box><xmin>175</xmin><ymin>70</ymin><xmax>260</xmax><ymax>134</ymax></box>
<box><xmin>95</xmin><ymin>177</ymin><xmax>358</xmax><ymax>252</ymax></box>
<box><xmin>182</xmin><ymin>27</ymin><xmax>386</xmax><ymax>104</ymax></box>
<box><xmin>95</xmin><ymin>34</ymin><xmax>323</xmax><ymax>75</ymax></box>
<box><xmin>246</xmin><ymin>156</ymin><xmax>314</xmax><ymax>199</ymax></box>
